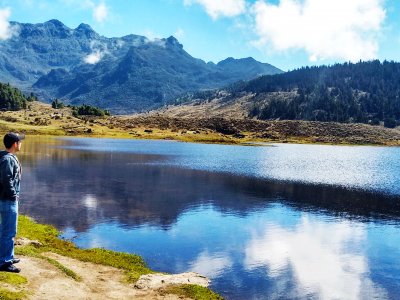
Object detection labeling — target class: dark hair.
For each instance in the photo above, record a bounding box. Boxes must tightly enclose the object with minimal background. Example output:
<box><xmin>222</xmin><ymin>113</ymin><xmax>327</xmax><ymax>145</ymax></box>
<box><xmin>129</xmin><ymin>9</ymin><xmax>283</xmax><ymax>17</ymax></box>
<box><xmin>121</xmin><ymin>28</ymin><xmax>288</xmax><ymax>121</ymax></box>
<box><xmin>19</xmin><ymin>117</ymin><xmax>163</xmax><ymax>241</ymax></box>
<box><xmin>3</xmin><ymin>133</ymin><xmax>23</xmax><ymax>149</ymax></box>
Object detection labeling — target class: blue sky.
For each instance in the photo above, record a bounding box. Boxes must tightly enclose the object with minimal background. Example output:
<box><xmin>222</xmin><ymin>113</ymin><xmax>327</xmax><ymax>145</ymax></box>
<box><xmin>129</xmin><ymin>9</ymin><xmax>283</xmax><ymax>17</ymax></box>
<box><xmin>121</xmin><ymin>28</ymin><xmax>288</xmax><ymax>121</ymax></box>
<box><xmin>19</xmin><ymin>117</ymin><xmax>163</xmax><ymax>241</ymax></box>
<box><xmin>0</xmin><ymin>0</ymin><xmax>399</xmax><ymax>71</ymax></box>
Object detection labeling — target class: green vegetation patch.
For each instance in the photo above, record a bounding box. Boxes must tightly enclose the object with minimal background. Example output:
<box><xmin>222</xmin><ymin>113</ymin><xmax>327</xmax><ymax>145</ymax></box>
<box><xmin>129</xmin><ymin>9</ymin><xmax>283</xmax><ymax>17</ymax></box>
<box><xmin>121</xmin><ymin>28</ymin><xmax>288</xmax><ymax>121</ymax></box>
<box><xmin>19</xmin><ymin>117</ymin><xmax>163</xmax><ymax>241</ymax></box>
<box><xmin>162</xmin><ymin>284</ymin><xmax>224</xmax><ymax>300</ymax></box>
<box><xmin>0</xmin><ymin>82</ymin><xmax>36</xmax><ymax>112</ymax></box>
<box><xmin>0</xmin><ymin>288</ymin><xmax>26</xmax><ymax>300</ymax></box>
<box><xmin>40</xmin><ymin>256</ymin><xmax>81</xmax><ymax>282</ymax></box>
<box><xmin>0</xmin><ymin>273</ymin><xmax>27</xmax><ymax>286</ymax></box>
<box><xmin>16</xmin><ymin>215</ymin><xmax>152</xmax><ymax>283</ymax></box>
<box><xmin>17</xmin><ymin>215</ymin><xmax>59</xmax><ymax>243</ymax></box>
<box><xmin>72</xmin><ymin>104</ymin><xmax>110</xmax><ymax>117</ymax></box>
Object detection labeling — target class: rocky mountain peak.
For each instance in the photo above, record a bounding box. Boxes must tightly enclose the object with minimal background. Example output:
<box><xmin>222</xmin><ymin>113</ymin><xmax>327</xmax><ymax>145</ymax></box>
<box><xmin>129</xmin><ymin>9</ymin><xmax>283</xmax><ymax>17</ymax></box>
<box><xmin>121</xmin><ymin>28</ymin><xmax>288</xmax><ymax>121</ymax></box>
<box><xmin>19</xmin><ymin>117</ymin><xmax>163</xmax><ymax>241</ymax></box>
<box><xmin>217</xmin><ymin>57</ymin><xmax>256</xmax><ymax>67</ymax></box>
<box><xmin>44</xmin><ymin>19</ymin><xmax>67</xmax><ymax>28</ymax></box>
<box><xmin>13</xmin><ymin>19</ymin><xmax>71</xmax><ymax>39</ymax></box>
<box><xmin>74</xmin><ymin>23</ymin><xmax>98</xmax><ymax>39</ymax></box>
<box><xmin>165</xmin><ymin>36</ymin><xmax>183</xmax><ymax>49</ymax></box>
<box><xmin>0</xmin><ymin>19</ymin><xmax>283</xmax><ymax>114</ymax></box>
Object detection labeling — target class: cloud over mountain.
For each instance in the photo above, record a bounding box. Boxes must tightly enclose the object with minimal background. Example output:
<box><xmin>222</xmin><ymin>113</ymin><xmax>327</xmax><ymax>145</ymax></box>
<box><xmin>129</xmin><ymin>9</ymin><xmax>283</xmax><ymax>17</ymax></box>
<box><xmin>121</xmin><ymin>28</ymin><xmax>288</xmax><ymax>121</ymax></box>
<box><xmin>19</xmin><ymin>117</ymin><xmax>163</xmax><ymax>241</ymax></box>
<box><xmin>93</xmin><ymin>1</ymin><xmax>108</xmax><ymax>23</ymax></box>
<box><xmin>0</xmin><ymin>8</ymin><xmax>15</xmax><ymax>40</ymax></box>
<box><xmin>188</xmin><ymin>0</ymin><xmax>386</xmax><ymax>63</ymax></box>
<box><xmin>0</xmin><ymin>19</ymin><xmax>282</xmax><ymax>113</ymax></box>
<box><xmin>84</xmin><ymin>50</ymin><xmax>104</xmax><ymax>64</ymax></box>
<box><xmin>184</xmin><ymin>0</ymin><xmax>246</xmax><ymax>20</ymax></box>
<box><xmin>251</xmin><ymin>0</ymin><xmax>386</xmax><ymax>62</ymax></box>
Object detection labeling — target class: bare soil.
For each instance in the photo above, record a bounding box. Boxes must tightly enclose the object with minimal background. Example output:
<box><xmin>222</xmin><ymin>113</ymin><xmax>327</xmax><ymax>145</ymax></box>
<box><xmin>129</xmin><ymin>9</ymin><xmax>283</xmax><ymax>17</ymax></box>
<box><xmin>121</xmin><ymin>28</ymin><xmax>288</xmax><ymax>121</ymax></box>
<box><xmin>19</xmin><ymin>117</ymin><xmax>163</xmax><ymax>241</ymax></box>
<box><xmin>3</xmin><ymin>252</ymin><xmax>209</xmax><ymax>300</ymax></box>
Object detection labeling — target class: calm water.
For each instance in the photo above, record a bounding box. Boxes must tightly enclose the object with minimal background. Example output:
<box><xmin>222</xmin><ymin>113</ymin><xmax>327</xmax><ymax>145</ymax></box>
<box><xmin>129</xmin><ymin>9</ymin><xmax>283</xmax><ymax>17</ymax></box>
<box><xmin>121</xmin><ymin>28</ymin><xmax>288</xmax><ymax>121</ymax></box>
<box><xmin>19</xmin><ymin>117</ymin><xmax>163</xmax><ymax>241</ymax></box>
<box><xmin>19</xmin><ymin>137</ymin><xmax>400</xmax><ymax>299</ymax></box>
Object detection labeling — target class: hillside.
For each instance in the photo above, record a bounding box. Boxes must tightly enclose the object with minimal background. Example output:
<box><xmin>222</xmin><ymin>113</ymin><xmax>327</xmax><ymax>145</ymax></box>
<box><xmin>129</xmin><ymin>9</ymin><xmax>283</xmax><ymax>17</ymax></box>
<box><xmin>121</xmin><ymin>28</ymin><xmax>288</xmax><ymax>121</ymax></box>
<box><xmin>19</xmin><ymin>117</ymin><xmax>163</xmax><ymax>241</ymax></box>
<box><xmin>1</xmin><ymin>100</ymin><xmax>400</xmax><ymax>146</ymax></box>
<box><xmin>169</xmin><ymin>60</ymin><xmax>400</xmax><ymax>127</ymax></box>
<box><xmin>0</xmin><ymin>20</ymin><xmax>282</xmax><ymax>113</ymax></box>
<box><xmin>0</xmin><ymin>80</ymin><xmax>398</xmax><ymax>145</ymax></box>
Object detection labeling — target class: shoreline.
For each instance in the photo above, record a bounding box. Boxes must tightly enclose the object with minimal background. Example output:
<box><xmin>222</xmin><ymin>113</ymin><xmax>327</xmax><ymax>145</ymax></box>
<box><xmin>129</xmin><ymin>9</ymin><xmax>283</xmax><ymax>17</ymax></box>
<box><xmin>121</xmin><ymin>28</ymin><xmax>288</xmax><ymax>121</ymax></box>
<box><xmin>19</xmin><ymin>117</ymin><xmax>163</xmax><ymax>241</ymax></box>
<box><xmin>0</xmin><ymin>215</ymin><xmax>223</xmax><ymax>299</ymax></box>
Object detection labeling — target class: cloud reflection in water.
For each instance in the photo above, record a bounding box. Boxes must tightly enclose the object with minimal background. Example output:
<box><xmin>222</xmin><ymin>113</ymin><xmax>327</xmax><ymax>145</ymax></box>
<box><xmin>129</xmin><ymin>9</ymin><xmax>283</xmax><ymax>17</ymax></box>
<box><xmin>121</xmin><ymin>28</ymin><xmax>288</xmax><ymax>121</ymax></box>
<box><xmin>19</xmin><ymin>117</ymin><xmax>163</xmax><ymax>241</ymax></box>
<box><xmin>189</xmin><ymin>251</ymin><xmax>233</xmax><ymax>278</ymax></box>
<box><xmin>244</xmin><ymin>217</ymin><xmax>387</xmax><ymax>300</ymax></box>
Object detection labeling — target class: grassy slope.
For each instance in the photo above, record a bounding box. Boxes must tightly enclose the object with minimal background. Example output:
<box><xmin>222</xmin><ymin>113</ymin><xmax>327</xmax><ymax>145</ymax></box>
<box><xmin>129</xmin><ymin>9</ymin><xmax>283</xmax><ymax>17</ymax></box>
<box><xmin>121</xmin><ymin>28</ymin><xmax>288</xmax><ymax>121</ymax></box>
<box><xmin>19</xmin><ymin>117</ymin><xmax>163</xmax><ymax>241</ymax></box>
<box><xmin>1</xmin><ymin>100</ymin><xmax>400</xmax><ymax>146</ymax></box>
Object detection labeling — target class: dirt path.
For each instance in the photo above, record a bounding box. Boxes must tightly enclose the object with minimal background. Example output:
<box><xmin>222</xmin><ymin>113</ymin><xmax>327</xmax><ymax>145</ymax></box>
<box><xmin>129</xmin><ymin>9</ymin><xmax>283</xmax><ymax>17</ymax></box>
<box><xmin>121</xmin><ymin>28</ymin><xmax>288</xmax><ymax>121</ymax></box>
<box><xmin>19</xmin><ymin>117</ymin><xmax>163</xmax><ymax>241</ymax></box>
<box><xmin>12</xmin><ymin>253</ymin><xmax>209</xmax><ymax>300</ymax></box>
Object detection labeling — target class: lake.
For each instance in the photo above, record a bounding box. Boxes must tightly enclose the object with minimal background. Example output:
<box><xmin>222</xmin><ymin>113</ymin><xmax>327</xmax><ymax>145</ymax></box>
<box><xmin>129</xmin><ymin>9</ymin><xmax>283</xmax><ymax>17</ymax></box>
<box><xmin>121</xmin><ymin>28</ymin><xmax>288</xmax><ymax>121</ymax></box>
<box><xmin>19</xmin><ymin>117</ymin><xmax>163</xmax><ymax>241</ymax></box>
<box><xmin>19</xmin><ymin>137</ymin><xmax>400</xmax><ymax>299</ymax></box>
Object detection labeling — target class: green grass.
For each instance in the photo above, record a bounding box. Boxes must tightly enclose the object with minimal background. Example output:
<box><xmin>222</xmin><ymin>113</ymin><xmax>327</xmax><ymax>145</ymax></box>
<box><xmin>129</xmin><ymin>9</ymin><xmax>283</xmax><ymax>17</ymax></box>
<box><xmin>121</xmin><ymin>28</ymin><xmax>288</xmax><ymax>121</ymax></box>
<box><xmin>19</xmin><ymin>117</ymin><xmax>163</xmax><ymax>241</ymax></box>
<box><xmin>0</xmin><ymin>289</ymin><xmax>26</xmax><ymax>300</ymax></box>
<box><xmin>0</xmin><ymin>269</ymin><xmax>28</xmax><ymax>300</ymax></box>
<box><xmin>16</xmin><ymin>215</ymin><xmax>153</xmax><ymax>283</ymax></box>
<box><xmin>0</xmin><ymin>273</ymin><xmax>27</xmax><ymax>286</ymax></box>
<box><xmin>40</xmin><ymin>256</ymin><xmax>81</xmax><ymax>281</ymax></box>
<box><xmin>162</xmin><ymin>284</ymin><xmax>224</xmax><ymax>300</ymax></box>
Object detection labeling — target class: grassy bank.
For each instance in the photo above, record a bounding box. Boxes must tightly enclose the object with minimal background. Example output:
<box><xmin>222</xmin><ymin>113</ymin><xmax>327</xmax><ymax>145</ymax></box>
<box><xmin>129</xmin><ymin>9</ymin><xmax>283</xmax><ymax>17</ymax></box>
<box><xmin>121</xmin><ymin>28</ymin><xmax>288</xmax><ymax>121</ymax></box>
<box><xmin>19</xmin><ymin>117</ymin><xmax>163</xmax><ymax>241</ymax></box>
<box><xmin>0</xmin><ymin>215</ymin><xmax>222</xmax><ymax>300</ymax></box>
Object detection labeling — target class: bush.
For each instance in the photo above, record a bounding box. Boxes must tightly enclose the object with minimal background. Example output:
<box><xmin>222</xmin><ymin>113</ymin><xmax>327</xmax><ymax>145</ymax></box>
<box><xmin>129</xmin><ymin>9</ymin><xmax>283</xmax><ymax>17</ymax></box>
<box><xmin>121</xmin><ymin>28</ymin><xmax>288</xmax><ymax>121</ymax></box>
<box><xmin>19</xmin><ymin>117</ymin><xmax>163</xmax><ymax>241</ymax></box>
<box><xmin>370</xmin><ymin>118</ymin><xmax>380</xmax><ymax>126</ymax></box>
<box><xmin>72</xmin><ymin>104</ymin><xmax>110</xmax><ymax>117</ymax></box>
<box><xmin>52</xmin><ymin>99</ymin><xmax>65</xmax><ymax>109</ymax></box>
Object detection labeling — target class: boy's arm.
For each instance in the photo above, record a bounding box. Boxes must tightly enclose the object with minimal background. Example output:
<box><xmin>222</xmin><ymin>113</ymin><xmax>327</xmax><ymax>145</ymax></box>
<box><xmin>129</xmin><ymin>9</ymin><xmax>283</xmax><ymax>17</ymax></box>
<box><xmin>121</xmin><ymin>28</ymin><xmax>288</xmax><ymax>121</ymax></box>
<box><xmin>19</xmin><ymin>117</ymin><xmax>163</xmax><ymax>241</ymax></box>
<box><xmin>0</xmin><ymin>158</ymin><xmax>17</xmax><ymax>200</ymax></box>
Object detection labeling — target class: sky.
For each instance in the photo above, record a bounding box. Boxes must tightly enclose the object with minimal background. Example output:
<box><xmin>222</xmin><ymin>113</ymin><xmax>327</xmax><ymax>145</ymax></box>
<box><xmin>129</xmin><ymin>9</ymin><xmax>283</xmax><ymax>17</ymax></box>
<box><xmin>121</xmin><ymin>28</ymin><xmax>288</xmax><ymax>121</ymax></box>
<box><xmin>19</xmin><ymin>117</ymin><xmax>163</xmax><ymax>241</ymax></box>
<box><xmin>0</xmin><ymin>0</ymin><xmax>399</xmax><ymax>71</ymax></box>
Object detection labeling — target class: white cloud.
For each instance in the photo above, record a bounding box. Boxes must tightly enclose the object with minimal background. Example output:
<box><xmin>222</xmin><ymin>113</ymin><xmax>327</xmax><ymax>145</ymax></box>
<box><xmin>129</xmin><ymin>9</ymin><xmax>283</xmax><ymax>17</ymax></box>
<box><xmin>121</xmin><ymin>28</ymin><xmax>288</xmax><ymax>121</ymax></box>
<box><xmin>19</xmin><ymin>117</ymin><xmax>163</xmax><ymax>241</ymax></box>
<box><xmin>251</xmin><ymin>0</ymin><xmax>386</xmax><ymax>62</ymax></box>
<box><xmin>84</xmin><ymin>50</ymin><xmax>104</xmax><ymax>64</ymax></box>
<box><xmin>174</xmin><ymin>28</ymin><xmax>185</xmax><ymax>39</ymax></box>
<box><xmin>184</xmin><ymin>0</ymin><xmax>246</xmax><ymax>20</ymax></box>
<box><xmin>84</xmin><ymin>40</ymin><xmax>108</xmax><ymax>64</ymax></box>
<box><xmin>0</xmin><ymin>7</ymin><xmax>14</xmax><ymax>40</ymax></box>
<box><xmin>62</xmin><ymin>0</ymin><xmax>108</xmax><ymax>23</ymax></box>
<box><xmin>93</xmin><ymin>1</ymin><xmax>108</xmax><ymax>23</ymax></box>
<box><xmin>142</xmin><ymin>30</ymin><xmax>168</xmax><ymax>47</ymax></box>
<box><xmin>244</xmin><ymin>217</ymin><xmax>387</xmax><ymax>299</ymax></box>
<box><xmin>142</xmin><ymin>29</ymin><xmax>161</xmax><ymax>41</ymax></box>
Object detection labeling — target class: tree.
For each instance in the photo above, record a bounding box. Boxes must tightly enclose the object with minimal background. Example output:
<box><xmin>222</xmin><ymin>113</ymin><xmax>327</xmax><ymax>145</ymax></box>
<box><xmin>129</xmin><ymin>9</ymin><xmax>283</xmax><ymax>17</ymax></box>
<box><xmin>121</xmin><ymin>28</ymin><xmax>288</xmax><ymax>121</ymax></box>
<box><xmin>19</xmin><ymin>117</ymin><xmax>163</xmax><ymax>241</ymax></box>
<box><xmin>384</xmin><ymin>118</ymin><xmax>396</xmax><ymax>128</ymax></box>
<box><xmin>52</xmin><ymin>99</ymin><xmax>65</xmax><ymax>109</ymax></box>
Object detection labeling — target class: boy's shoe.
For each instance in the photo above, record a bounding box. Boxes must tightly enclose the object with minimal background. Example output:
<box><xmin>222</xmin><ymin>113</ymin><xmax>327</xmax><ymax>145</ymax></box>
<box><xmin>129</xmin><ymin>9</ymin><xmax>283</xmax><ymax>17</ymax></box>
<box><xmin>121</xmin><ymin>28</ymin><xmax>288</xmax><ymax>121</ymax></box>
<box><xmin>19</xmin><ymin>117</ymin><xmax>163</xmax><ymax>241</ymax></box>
<box><xmin>12</xmin><ymin>258</ymin><xmax>20</xmax><ymax>264</ymax></box>
<box><xmin>0</xmin><ymin>263</ymin><xmax>21</xmax><ymax>273</ymax></box>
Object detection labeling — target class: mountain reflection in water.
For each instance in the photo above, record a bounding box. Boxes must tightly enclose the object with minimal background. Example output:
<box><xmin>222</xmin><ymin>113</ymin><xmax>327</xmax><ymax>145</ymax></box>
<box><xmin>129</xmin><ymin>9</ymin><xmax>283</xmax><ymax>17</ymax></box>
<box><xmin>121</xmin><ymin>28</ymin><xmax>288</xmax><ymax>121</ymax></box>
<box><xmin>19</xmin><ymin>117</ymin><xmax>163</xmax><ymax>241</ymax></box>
<box><xmin>21</xmin><ymin>148</ymin><xmax>400</xmax><ymax>231</ymax></box>
<box><xmin>18</xmin><ymin>137</ymin><xmax>400</xmax><ymax>299</ymax></box>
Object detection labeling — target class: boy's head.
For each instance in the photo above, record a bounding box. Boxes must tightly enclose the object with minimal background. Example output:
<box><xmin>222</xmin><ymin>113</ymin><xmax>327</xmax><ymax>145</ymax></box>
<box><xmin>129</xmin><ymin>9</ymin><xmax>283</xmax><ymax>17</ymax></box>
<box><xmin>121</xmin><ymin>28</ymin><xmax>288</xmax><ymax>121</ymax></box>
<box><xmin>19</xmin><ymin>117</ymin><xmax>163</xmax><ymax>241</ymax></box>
<box><xmin>3</xmin><ymin>132</ymin><xmax>24</xmax><ymax>150</ymax></box>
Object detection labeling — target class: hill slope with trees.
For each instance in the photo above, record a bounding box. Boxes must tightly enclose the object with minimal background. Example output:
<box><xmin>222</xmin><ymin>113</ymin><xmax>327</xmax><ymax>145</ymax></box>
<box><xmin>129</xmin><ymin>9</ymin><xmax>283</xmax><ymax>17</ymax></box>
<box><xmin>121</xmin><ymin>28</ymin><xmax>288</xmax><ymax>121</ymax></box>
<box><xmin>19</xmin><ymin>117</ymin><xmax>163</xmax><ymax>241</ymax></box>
<box><xmin>0</xmin><ymin>82</ymin><xmax>37</xmax><ymax>110</ymax></box>
<box><xmin>171</xmin><ymin>60</ymin><xmax>400</xmax><ymax>128</ymax></box>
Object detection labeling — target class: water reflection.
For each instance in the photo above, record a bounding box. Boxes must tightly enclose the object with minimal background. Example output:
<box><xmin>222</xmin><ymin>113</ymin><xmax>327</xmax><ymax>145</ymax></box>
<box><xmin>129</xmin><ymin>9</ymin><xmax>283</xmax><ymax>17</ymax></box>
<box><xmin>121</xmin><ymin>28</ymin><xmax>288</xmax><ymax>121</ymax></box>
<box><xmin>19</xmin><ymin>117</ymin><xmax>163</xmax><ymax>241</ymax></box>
<box><xmin>59</xmin><ymin>138</ymin><xmax>400</xmax><ymax>195</ymax></box>
<box><xmin>244</xmin><ymin>217</ymin><xmax>387</xmax><ymax>299</ymax></box>
<box><xmin>21</xmin><ymin>153</ymin><xmax>400</xmax><ymax>232</ymax></box>
<box><xmin>189</xmin><ymin>251</ymin><xmax>233</xmax><ymax>278</ymax></box>
<box><xmin>17</xmin><ymin>137</ymin><xmax>400</xmax><ymax>299</ymax></box>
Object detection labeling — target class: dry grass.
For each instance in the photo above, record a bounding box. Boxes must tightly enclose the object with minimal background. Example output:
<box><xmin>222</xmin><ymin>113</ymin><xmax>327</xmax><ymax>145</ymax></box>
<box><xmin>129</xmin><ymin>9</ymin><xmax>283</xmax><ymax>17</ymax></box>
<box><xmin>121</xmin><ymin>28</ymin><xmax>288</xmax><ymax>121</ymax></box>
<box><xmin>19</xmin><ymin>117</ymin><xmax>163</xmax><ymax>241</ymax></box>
<box><xmin>0</xmin><ymin>101</ymin><xmax>399</xmax><ymax>146</ymax></box>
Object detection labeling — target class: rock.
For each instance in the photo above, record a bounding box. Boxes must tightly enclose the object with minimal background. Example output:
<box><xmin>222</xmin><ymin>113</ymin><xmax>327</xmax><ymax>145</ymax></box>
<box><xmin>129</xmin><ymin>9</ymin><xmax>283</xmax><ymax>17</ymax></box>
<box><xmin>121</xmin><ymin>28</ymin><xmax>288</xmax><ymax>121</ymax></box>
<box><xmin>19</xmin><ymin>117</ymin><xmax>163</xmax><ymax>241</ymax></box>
<box><xmin>15</xmin><ymin>237</ymin><xmax>43</xmax><ymax>247</ymax></box>
<box><xmin>134</xmin><ymin>272</ymin><xmax>210</xmax><ymax>290</ymax></box>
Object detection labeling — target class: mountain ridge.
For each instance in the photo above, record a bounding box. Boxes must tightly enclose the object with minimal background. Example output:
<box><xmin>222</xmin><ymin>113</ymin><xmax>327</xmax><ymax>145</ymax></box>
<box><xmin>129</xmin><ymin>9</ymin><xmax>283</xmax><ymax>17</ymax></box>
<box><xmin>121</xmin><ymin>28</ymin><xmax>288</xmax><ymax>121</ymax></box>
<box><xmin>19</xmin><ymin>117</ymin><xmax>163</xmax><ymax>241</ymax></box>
<box><xmin>0</xmin><ymin>19</ymin><xmax>283</xmax><ymax>113</ymax></box>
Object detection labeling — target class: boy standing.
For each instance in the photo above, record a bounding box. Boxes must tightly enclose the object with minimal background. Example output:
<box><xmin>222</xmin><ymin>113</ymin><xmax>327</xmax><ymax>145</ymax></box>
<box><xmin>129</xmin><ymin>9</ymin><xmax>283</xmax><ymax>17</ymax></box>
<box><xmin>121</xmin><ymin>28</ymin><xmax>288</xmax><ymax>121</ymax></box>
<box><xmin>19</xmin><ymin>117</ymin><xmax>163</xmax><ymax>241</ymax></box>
<box><xmin>0</xmin><ymin>132</ymin><xmax>24</xmax><ymax>273</ymax></box>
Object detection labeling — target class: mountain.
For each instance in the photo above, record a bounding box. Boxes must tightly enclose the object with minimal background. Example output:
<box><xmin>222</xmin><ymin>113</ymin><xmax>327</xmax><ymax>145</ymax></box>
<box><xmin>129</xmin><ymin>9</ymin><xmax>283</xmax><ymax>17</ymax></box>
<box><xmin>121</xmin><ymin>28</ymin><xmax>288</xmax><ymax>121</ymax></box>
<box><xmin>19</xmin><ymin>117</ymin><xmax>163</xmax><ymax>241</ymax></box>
<box><xmin>217</xmin><ymin>57</ymin><xmax>281</xmax><ymax>77</ymax></box>
<box><xmin>0</xmin><ymin>20</ymin><xmax>282</xmax><ymax>113</ymax></box>
<box><xmin>161</xmin><ymin>60</ymin><xmax>400</xmax><ymax>127</ymax></box>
